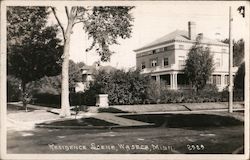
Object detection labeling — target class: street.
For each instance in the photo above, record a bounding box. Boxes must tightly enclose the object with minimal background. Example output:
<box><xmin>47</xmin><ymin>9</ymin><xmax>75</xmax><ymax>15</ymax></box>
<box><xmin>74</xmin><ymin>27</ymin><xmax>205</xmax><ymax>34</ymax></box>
<box><xmin>7</xmin><ymin>124</ymin><xmax>244</xmax><ymax>154</ymax></box>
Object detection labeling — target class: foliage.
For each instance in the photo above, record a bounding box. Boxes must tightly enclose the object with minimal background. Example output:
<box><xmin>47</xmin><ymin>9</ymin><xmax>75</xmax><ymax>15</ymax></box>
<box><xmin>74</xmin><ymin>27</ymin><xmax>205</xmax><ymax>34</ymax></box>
<box><xmin>84</xmin><ymin>6</ymin><xmax>134</xmax><ymax>61</ymax></box>
<box><xmin>237</xmin><ymin>6</ymin><xmax>245</xmax><ymax>18</ymax></box>
<box><xmin>184</xmin><ymin>36</ymin><xmax>214</xmax><ymax>92</ymax></box>
<box><xmin>86</xmin><ymin>69</ymin><xmax>150</xmax><ymax>105</ymax></box>
<box><xmin>7</xmin><ymin>7</ymin><xmax>63</xmax><ymax>82</ymax></box>
<box><xmin>31</xmin><ymin>75</ymin><xmax>61</xmax><ymax>95</ymax></box>
<box><xmin>221</xmin><ymin>39</ymin><xmax>244</xmax><ymax>67</ymax></box>
<box><xmin>234</xmin><ymin>62</ymin><xmax>245</xmax><ymax>90</ymax></box>
<box><xmin>7</xmin><ymin>7</ymin><xmax>63</xmax><ymax>109</ymax></box>
<box><xmin>7</xmin><ymin>76</ymin><xmax>21</xmax><ymax>102</ymax></box>
<box><xmin>51</xmin><ymin>6</ymin><xmax>134</xmax><ymax>116</ymax></box>
<box><xmin>145</xmin><ymin>80</ymin><xmax>161</xmax><ymax>104</ymax></box>
<box><xmin>69</xmin><ymin>60</ymin><xmax>85</xmax><ymax>90</ymax></box>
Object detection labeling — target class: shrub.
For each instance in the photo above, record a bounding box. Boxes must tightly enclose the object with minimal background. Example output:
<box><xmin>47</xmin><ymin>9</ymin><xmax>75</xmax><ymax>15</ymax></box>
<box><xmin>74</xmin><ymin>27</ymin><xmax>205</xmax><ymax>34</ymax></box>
<box><xmin>33</xmin><ymin>93</ymin><xmax>60</xmax><ymax>107</ymax></box>
<box><xmin>7</xmin><ymin>76</ymin><xmax>22</xmax><ymax>102</ymax></box>
<box><xmin>86</xmin><ymin>69</ymin><xmax>150</xmax><ymax>105</ymax></box>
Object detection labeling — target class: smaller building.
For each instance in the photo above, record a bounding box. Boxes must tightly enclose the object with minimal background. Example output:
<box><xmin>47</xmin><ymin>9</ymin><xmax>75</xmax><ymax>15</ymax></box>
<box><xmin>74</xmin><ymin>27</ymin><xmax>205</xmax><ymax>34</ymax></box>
<box><xmin>75</xmin><ymin>65</ymin><xmax>95</xmax><ymax>92</ymax></box>
<box><xmin>74</xmin><ymin>62</ymin><xmax>116</xmax><ymax>92</ymax></box>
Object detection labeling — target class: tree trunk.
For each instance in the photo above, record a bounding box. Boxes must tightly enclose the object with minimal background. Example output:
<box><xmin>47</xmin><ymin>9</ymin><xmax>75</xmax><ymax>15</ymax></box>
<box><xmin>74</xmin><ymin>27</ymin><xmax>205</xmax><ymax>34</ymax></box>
<box><xmin>59</xmin><ymin>18</ymin><xmax>74</xmax><ymax>117</ymax></box>
<box><xmin>21</xmin><ymin>81</ymin><xmax>27</xmax><ymax>112</ymax></box>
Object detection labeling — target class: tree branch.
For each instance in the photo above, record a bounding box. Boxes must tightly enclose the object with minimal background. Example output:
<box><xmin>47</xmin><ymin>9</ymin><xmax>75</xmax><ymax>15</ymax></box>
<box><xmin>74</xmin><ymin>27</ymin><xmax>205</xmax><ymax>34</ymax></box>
<box><xmin>65</xmin><ymin>6</ymin><xmax>69</xmax><ymax>20</ymax></box>
<box><xmin>72</xmin><ymin>20</ymin><xmax>85</xmax><ymax>27</ymax></box>
<box><xmin>50</xmin><ymin>7</ymin><xmax>66</xmax><ymax>42</ymax></box>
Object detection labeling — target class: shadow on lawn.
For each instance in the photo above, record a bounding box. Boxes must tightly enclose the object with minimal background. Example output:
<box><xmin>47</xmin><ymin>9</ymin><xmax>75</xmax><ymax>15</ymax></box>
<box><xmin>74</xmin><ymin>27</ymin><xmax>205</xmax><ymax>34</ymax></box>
<box><xmin>38</xmin><ymin>118</ymin><xmax>118</xmax><ymax>127</ymax></box>
<box><xmin>119</xmin><ymin>114</ymin><xmax>243</xmax><ymax>129</ymax></box>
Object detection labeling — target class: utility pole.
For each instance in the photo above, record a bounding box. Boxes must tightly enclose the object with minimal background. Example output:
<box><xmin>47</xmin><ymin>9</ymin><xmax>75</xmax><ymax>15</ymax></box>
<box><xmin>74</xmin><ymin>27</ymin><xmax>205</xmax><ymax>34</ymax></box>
<box><xmin>229</xmin><ymin>6</ymin><xmax>233</xmax><ymax>113</ymax></box>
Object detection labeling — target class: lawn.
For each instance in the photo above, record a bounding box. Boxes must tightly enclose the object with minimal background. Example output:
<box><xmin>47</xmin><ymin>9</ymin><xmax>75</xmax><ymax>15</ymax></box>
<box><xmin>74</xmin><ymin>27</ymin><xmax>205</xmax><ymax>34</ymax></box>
<box><xmin>118</xmin><ymin>113</ymin><xmax>243</xmax><ymax>128</ymax></box>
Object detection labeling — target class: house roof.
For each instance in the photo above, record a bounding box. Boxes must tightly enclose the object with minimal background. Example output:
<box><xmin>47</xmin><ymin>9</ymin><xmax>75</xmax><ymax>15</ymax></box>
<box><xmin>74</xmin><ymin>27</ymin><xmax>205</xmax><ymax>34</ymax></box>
<box><xmin>80</xmin><ymin>65</ymin><xmax>116</xmax><ymax>75</ymax></box>
<box><xmin>134</xmin><ymin>30</ymin><xmax>228</xmax><ymax>52</ymax></box>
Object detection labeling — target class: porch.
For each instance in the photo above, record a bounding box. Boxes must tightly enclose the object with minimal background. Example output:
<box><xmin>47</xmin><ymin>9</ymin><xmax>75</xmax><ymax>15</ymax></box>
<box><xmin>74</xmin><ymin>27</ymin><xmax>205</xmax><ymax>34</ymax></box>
<box><xmin>151</xmin><ymin>73</ymin><xmax>191</xmax><ymax>90</ymax></box>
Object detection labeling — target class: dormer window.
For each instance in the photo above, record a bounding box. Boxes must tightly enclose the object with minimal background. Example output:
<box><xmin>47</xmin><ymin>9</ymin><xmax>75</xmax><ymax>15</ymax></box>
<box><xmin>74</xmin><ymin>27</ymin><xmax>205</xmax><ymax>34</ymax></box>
<box><xmin>151</xmin><ymin>58</ymin><xmax>158</xmax><ymax>67</ymax></box>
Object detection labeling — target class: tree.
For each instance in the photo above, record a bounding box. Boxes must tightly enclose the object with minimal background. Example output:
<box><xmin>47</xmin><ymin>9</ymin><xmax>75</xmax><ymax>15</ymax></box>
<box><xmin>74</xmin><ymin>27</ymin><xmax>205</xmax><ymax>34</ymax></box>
<box><xmin>69</xmin><ymin>60</ymin><xmax>85</xmax><ymax>91</ymax></box>
<box><xmin>7</xmin><ymin>7</ymin><xmax>63</xmax><ymax>111</ymax></box>
<box><xmin>51</xmin><ymin>6</ymin><xmax>134</xmax><ymax>117</ymax></box>
<box><xmin>184</xmin><ymin>36</ymin><xmax>214</xmax><ymax>92</ymax></box>
<box><xmin>221</xmin><ymin>39</ymin><xmax>244</xmax><ymax>67</ymax></box>
<box><xmin>234</xmin><ymin>62</ymin><xmax>245</xmax><ymax>90</ymax></box>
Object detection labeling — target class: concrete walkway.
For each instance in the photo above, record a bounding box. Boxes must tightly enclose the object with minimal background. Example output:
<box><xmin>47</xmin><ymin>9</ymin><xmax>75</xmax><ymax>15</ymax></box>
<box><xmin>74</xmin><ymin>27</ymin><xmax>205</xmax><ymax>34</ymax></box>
<box><xmin>89</xmin><ymin>113</ymin><xmax>153</xmax><ymax>127</ymax></box>
<box><xmin>7</xmin><ymin>102</ymin><xmax>244</xmax><ymax>130</ymax></box>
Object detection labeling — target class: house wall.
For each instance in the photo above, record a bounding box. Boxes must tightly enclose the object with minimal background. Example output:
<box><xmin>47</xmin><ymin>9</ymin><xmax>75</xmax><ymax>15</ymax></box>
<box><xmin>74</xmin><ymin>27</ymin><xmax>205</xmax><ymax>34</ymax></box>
<box><xmin>136</xmin><ymin>43</ymin><xmax>175</xmax><ymax>70</ymax></box>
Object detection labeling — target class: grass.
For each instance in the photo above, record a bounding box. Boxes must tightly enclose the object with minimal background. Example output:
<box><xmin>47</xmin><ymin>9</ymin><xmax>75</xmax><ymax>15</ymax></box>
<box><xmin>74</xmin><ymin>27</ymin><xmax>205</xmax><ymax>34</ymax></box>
<box><xmin>119</xmin><ymin>113</ymin><xmax>243</xmax><ymax>128</ymax></box>
<box><xmin>7</xmin><ymin>104</ymin><xmax>36</xmax><ymax>113</ymax></box>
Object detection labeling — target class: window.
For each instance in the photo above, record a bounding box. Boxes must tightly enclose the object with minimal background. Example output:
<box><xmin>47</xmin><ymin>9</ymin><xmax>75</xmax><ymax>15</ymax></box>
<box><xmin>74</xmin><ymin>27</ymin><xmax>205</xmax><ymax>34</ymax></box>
<box><xmin>141</xmin><ymin>62</ymin><xmax>146</xmax><ymax>69</ymax></box>
<box><xmin>215</xmin><ymin>58</ymin><xmax>221</xmax><ymax>67</ymax></box>
<box><xmin>212</xmin><ymin>75</ymin><xmax>221</xmax><ymax>85</ymax></box>
<box><xmin>151</xmin><ymin>58</ymin><xmax>158</xmax><ymax>67</ymax></box>
<box><xmin>179</xmin><ymin>45</ymin><xmax>184</xmax><ymax>49</ymax></box>
<box><xmin>163</xmin><ymin>58</ymin><xmax>169</xmax><ymax>66</ymax></box>
<box><xmin>178</xmin><ymin>56</ymin><xmax>185</xmax><ymax>69</ymax></box>
<box><xmin>152</xmin><ymin>50</ymin><xmax>156</xmax><ymax>54</ymax></box>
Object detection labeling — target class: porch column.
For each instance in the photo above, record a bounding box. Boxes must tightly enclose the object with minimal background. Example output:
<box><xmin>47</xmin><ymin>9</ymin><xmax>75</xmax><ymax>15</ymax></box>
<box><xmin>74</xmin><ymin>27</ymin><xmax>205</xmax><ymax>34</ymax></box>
<box><xmin>172</xmin><ymin>73</ymin><xmax>177</xmax><ymax>90</ymax></box>
<box><xmin>170</xmin><ymin>74</ymin><xmax>173</xmax><ymax>89</ymax></box>
<box><xmin>174</xmin><ymin>73</ymin><xmax>178</xmax><ymax>89</ymax></box>
<box><xmin>156</xmin><ymin>75</ymin><xmax>160</xmax><ymax>86</ymax></box>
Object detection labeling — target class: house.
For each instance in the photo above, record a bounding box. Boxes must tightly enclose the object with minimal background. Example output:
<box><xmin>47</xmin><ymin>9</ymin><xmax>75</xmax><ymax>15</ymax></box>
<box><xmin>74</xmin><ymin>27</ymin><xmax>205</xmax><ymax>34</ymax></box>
<box><xmin>75</xmin><ymin>62</ymin><xmax>116</xmax><ymax>92</ymax></box>
<box><xmin>134</xmin><ymin>21</ymin><xmax>238</xmax><ymax>91</ymax></box>
<box><xmin>75</xmin><ymin>65</ymin><xmax>95</xmax><ymax>92</ymax></box>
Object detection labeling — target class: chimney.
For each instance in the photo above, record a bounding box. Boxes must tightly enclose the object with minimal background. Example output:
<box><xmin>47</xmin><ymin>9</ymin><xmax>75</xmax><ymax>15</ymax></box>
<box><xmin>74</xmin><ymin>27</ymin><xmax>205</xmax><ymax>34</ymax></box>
<box><xmin>188</xmin><ymin>21</ymin><xmax>196</xmax><ymax>40</ymax></box>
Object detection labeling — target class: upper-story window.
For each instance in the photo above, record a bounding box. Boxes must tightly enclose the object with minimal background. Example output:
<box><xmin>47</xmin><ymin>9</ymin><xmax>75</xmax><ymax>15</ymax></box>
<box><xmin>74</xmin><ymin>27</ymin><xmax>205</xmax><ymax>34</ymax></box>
<box><xmin>151</xmin><ymin>58</ymin><xmax>158</xmax><ymax>67</ymax></box>
<box><xmin>178</xmin><ymin>56</ymin><xmax>185</xmax><ymax>69</ymax></box>
<box><xmin>215</xmin><ymin>58</ymin><xmax>221</xmax><ymax>67</ymax></box>
<box><xmin>141</xmin><ymin>62</ymin><xmax>146</xmax><ymax>69</ymax></box>
<box><xmin>179</xmin><ymin>45</ymin><xmax>184</xmax><ymax>49</ymax></box>
<box><xmin>163</xmin><ymin>57</ymin><xmax>169</xmax><ymax>66</ymax></box>
<box><xmin>152</xmin><ymin>50</ymin><xmax>156</xmax><ymax>54</ymax></box>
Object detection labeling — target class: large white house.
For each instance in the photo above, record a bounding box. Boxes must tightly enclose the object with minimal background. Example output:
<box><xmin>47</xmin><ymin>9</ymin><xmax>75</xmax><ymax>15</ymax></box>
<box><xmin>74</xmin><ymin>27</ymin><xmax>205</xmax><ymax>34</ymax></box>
<box><xmin>134</xmin><ymin>21</ymin><xmax>238</xmax><ymax>91</ymax></box>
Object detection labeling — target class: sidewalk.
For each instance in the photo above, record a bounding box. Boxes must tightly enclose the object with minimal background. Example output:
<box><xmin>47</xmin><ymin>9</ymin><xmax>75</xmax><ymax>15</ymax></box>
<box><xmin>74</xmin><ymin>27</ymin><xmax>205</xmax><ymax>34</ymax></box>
<box><xmin>7</xmin><ymin>102</ymin><xmax>244</xmax><ymax>130</ymax></box>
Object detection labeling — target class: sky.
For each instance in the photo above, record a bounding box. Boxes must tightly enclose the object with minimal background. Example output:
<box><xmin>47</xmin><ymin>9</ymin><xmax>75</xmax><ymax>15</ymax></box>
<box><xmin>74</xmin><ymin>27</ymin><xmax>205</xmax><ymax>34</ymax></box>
<box><xmin>49</xmin><ymin>1</ymin><xmax>248</xmax><ymax>69</ymax></box>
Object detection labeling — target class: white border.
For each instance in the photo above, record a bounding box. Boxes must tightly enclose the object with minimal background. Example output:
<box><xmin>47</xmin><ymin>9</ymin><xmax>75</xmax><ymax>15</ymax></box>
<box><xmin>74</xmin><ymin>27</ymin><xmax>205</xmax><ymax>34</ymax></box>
<box><xmin>0</xmin><ymin>1</ymin><xmax>249</xmax><ymax>160</ymax></box>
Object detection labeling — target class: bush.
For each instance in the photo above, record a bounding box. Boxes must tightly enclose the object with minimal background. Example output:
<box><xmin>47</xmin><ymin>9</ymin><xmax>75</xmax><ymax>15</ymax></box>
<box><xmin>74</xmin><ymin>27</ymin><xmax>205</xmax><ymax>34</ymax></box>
<box><xmin>33</xmin><ymin>93</ymin><xmax>60</xmax><ymax>107</ymax></box>
<box><xmin>86</xmin><ymin>69</ymin><xmax>150</xmax><ymax>105</ymax></box>
<box><xmin>7</xmin><ymin>76</ymin><xmax>22</xmax><ymax>102</ymax></box>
